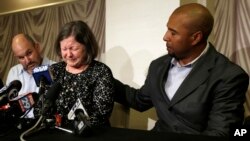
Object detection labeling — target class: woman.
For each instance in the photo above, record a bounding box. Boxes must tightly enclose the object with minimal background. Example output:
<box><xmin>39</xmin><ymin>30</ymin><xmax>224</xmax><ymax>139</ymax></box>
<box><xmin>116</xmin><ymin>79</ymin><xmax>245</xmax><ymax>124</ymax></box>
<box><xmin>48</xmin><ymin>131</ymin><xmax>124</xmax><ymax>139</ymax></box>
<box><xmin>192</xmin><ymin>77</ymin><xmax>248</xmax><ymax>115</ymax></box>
<box><xmin>36</xmin><ymin>21</ymin><xmax>114</xmax><ymax>128</ymax></box>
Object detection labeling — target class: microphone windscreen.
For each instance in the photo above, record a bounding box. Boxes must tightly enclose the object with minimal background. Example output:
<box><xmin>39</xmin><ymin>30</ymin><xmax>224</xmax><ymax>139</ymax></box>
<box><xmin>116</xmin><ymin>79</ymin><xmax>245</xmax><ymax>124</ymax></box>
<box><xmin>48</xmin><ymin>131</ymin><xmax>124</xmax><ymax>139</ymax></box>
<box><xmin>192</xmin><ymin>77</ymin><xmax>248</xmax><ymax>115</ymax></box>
<box><xmin>45</xmin><ymin>82</ymin><xmax>62</xmax><ymax>102</ymax></box>
<box><xmin>74</xmin><ymin>109</ymin><xmax>91</xmax><ymax>136</ymax></box>
<box><xmin>42</xmin><ymin>82</ymin><xmax>62</xmax><ymax>115</ymax></box>
<box><xmin>9</xmin><ymin>80</ymin><xmax>22</xmax><ymax>91</ymax></box>
<box><xmin>0</xmin><ymin>80</ymin><xmax>22</xmax><ymax>106</ymax></box>
<box><xmin>74</xmin><ymin>109</ymin><xmax>83</xmax><ymax>116</ymax></box>
<box><xmin>0</xmin><ymin>80</ymin><xmax>22</xmax><ymax>94</ymax></box>
<box><xmin>32</xmin><ymin>65</ymin><xmax>53</xmax><ymax>86</ymax></box>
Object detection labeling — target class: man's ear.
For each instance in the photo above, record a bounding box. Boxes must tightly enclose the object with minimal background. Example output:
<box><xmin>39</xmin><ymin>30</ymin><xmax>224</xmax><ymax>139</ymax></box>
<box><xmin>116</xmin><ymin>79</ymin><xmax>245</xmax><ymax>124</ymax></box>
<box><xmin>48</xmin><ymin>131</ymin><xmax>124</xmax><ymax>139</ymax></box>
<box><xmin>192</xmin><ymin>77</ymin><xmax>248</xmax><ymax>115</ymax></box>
<box><xmin>191</xmin><ymin>31</ymin><xmax>203</xmax><ymax>46</ymax></box>
<box><xmin>35</xmin><ymin>43</ymin><xmax>41</xmax><ymax>53</ymax></box>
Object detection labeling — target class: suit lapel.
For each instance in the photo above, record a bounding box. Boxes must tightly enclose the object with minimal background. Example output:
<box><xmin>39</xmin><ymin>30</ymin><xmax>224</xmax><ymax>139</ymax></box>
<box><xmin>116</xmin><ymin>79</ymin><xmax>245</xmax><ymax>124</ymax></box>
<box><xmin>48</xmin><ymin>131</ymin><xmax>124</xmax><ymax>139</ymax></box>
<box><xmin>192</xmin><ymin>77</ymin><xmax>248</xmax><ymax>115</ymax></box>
<box><xmin>158</xmin><ymin>56</ymin><xmax>173</xmax><ymax>104</ymax></box>
<box><xmin>169</xmin><ymin>45</ymin><xmax>216</xmax><ymax>106</ymax></box>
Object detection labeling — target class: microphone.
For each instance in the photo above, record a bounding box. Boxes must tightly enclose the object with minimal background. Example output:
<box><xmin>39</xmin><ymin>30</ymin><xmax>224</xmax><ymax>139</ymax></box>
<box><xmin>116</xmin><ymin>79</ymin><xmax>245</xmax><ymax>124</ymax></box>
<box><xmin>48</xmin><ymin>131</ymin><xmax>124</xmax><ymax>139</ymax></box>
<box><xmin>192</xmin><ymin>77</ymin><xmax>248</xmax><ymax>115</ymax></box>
<box><xmin>67</xmin><ymin>98</ymin><xmax>91</xmax><ymax>136</ymax></box>
<box><xmin>0</xmin><ymin>80</ymin><xmax>22</xmax><ymax>106</ymax></box>
<box><xmin>42</xmin><ymin>82</ymin><xmax>62</xmax><ymax>116</ymax></box>
<box><xmin>32</xmin><ymin>65</ymin><xmax>53</xmax><ymax>87</ymax></box>
<box><xmin>32</xmin><ymin>65</ymin><xmax>54</xmax><ymax>100</ymax></box>
<box><xmin>9</xmin><ymin>92</ymin><xmax>39</xmax><ymax>113</ymax></box>
<box><xmin>0</xmin><ymin>81</ymin><xmax>23</xmax><ymax>128</ymax></box>
<box><xmin>73</xmin><ymin>109</ymin><xmax>91</xmax><ymax>136</ymax></box>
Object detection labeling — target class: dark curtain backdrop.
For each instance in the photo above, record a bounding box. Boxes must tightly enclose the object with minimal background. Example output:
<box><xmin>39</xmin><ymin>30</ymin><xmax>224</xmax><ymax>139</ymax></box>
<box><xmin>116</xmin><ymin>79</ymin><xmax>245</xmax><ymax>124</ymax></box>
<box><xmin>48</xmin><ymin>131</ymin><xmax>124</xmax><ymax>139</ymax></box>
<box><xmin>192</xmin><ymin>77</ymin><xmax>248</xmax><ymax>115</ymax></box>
<box><xmin>0</xmin><ymin>0</ymin><xmax>105</xmax><ymax>83</ymax></box>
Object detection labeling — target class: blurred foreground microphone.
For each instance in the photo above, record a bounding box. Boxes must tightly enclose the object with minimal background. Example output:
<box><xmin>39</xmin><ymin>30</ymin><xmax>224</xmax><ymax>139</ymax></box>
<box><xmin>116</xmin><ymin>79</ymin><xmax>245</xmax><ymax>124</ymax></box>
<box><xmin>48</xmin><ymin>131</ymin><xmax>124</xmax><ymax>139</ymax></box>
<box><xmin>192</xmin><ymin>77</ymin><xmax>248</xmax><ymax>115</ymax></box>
<box><xmin>68</xmin><ymin>98</ymin><xmax>91</xmax><ymax>136</ymax></box>
<box><xmin>9</xmin><ymin>92</ymin><xmax>39</xmax><ymax>113</ymax></box>
<box><xmin>33</xmin><ymin>65</ymin><xmax>53</xmax><ymax>97</ymax></box>
<box><xmin>0</xmin><ymin>80</ymin><xmax>22</xmax><ymax>125</ymax></box>
<box><xmin>0</xmin><ymin>80</ymin><xmax>22</xmax><ymax>107</ymax></box>
<box><xmin>74</xmin><ymin>109</ymin><xmax>91</xmax><ymax>136</ymax></box>
<box><xmin>32</xmin><ymin>65</ymin><xmax>53</xmax><ymax>87</ymax></box>
<box><xmin>42</xmin><ymin>82</ymin><xmax>62</xmax><ymax>116</ymax></box>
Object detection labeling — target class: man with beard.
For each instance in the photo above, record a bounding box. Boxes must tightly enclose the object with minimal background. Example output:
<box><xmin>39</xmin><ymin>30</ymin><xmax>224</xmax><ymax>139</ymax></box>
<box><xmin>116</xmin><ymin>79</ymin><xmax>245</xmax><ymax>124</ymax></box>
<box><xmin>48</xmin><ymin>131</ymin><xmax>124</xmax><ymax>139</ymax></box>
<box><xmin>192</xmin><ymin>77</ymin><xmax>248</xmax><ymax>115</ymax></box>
<box><xmin>114</xmin><ymin>3</ymin><xmax>249</xmax><ymax>136</ymax></box>
<box><xmin>6</xmin><ymin>33</ymin><xmax>55</xmax><ymax>118</ymax></box>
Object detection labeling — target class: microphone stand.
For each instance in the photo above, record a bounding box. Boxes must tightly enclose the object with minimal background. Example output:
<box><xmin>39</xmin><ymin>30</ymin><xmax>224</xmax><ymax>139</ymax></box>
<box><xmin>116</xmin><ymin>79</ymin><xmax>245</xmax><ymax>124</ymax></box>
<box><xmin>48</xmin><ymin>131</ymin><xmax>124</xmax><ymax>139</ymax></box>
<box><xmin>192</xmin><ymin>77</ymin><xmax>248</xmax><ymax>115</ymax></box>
<box><xmin>19</xmin><ymin>77</ymin><xmax>49</xmax><ymax>141</ymax></box>
<box><xmin>38</xmin><ymin>77</ymin><xmax>46</xmax><ymax>97</ymax></box>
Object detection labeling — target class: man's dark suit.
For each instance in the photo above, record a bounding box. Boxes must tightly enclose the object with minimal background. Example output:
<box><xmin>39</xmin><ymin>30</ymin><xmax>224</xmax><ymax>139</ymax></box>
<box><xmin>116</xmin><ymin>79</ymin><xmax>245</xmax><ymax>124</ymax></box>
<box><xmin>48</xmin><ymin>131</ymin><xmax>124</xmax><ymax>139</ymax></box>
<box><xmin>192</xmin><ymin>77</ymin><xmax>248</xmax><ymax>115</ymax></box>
<box><xmin>115</xmin><ymin>43</ymin><xmax>249</xmax><ymax>136</ymax></box>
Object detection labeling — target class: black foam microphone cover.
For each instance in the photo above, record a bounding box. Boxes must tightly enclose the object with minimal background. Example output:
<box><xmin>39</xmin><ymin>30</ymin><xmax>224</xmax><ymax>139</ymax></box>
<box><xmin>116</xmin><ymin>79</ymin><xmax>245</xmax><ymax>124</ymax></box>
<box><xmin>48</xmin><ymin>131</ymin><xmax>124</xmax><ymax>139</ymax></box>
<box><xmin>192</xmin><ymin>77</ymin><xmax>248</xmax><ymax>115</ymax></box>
<box><xmin>74</xmin><ymin>109</ymin><xmax>91</xmax><ymax>136</ymax></box>
<box><xmin>0</xmin><ymin>80</ymin><xmax>22</xmax><ymax>106</ymax></box>
<box><xmin>42</xmin><ymin>82</ymin><xmax>62</xmax><ymax>116</ymax></box>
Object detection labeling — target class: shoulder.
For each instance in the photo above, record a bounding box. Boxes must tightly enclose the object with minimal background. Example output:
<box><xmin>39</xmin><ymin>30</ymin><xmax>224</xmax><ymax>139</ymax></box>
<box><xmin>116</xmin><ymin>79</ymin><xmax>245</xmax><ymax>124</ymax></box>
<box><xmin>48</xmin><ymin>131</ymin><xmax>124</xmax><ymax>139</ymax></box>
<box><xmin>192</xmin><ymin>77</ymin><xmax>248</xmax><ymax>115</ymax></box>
<box><xmin>221</xmin><ymin>60</ymin><xmax>248</xmax><ymax>78</ymax></box>
<box><xmin>51</xmin><ymin>61</ymin><xmax>65</xmax><ymax>68</ymax></box>
<box><xmin>6</xmin><ymin>64</ymin><xmax>23</xmax><ymax>84</ymax></box>
<box><xmin>210</xmin><ymin>47</ymin><xmax>247</xmax><ymax>75</ymax></box>
<box><xmin>90</xmin><ymin>60</ymin><xmax>113</xmax><ymax>76</ymax></box>
<box><xmin>49</xmin><ymin>62</ymin><xmax>66</xmax><ymax>81</ymax></box>
<box><xmin>9</xmin><ymin>63</ymin><xmax>23</xmax><ymax>70</ymax></box>
<box><xmin>8</xmin><ymin>64</ymin><xmax>23</xmax><ymax>75</ymax></box>
<box><xmin>150</xmin><ymin>54</ymin><xmax>171</xmax><ymax>67</ymax></box>
<box><xmin>50</xmin><ymin>62</ymin><xmax>65</xmax><ymax>73</ymax></box>
<box><xmin>204</xmin><ymin>46</ymin><xmax>248</xmax><ymax>79</ymax></box>
<box><xmin>92</xmin><ymin>60</ymin><xmax>112</xmax><ymax>71</ymax></box>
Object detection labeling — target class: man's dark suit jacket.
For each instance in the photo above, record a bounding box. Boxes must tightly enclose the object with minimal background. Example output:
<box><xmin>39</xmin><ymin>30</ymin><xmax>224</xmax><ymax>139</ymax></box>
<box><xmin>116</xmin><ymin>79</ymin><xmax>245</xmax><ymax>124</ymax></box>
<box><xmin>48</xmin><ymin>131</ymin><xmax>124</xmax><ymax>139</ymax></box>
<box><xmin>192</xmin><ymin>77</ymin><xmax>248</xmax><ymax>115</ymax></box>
<box><xmin>115</xmin><ymin>43</ymin><xmax>249</xmax><ymax>136</ymax></box>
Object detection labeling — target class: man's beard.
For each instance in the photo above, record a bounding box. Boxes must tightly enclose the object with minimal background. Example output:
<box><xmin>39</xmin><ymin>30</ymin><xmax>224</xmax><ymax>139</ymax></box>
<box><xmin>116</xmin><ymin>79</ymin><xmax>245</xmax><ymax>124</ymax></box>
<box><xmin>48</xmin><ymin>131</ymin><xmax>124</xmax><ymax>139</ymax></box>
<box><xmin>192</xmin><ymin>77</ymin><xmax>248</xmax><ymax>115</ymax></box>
<box><xmin>168</xmin><ymin>52</ymin><xmax>177</xmax><ymax>59</ymax></box>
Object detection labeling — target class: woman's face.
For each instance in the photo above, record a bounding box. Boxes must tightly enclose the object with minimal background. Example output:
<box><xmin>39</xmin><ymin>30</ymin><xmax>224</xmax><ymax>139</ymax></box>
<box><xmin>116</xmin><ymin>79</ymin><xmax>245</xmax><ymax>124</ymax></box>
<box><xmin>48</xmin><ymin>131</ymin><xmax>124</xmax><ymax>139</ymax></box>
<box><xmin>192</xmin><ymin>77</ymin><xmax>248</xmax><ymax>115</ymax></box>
<box><xmin>60</xmin><ymin>36</ymin><xmax>86</xmax><ymax>68</ymax></box>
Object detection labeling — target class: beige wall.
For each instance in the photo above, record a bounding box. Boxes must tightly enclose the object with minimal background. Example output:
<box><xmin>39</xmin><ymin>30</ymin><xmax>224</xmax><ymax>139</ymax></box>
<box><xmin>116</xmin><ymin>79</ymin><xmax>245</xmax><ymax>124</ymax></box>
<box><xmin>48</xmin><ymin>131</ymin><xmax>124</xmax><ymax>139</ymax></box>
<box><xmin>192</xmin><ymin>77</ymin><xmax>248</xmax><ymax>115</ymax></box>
<box><xmin>105</xmin><ymin>0</ymin><xmax>179</xmax><ymax>130</ymax></box>
<box><xmin>111</xmin><ymin>0</ymin><xmax>216</xmax><ymax>130</ymax></box>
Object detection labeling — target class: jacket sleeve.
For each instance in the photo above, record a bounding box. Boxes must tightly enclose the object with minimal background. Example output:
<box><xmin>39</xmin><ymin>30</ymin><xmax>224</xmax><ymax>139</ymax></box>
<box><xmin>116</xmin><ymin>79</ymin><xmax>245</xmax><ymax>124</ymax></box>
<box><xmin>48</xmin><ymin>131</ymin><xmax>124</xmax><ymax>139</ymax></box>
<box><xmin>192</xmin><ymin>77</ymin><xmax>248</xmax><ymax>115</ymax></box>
<box><xmin>114</xmin><ymin>78</ymin><xmax>153</xmax><ymax>112</ymax></box>
<box><xmin>202</xmin><ymin>71</ymin><xmax>249</xmax><ymax>136</ymax></box>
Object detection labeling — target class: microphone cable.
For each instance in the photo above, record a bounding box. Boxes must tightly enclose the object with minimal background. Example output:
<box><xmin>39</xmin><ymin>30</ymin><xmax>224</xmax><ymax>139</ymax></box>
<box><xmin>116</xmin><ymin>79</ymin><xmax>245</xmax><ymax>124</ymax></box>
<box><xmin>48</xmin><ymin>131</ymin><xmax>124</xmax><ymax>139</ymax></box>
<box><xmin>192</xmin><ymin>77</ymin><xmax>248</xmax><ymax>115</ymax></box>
<box><xmin>19</xmin><ymin>115</ymin><xmax>44</xmax><ymax>141</ymax></box>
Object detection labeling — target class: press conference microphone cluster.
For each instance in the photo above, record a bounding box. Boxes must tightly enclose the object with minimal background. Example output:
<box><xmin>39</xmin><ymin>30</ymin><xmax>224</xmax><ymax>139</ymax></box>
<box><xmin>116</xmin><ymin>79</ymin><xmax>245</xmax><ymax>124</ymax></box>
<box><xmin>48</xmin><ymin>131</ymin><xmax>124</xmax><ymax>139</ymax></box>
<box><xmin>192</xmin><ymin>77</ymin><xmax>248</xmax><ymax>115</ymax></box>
<box><xmin>31</xmin><ymin>65</ymin><xmax>55</xmax><ymax>116</ymax></box>
<box><xmin>54</xmin><ymin>99</ymin><xmax>92</xmax><ymax>136</ymax></box>
<box><xmin>19</xmin><ymin>82</ymin><xmax>62</xmax><ymax>141</ymax></box>
<box><xmin>2</xmin><ymin>80</ymin><xmax>40</xmax><ymax>118</ymax></box>
<box><xmin>0</xmin><ymin>80</ymin><xmax>26</xmax><ymax>132</ymax></box>
<box><xmin>1</xmin><ymin>65</ymin><xmax>53</xmax><ymax>112</ymax></box>
<box><xmin>0</xmin><ymin>80</ymin><xmax>40</xmax><ymax>130</ymax></box>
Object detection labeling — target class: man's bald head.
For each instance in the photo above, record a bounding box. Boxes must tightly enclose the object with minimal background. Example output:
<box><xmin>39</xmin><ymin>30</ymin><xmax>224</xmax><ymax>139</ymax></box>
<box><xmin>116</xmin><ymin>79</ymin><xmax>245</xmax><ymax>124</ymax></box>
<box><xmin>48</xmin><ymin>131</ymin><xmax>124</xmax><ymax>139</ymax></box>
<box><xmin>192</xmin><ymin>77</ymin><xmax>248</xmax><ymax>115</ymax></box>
<box><xmin>171</xmin><ymin>3</ymin><xmax>214</xmax><ymax>40</ymax></box>
<box><xmin>11</xmin><ymin>33</ymin><xmax>42</xmax><ymax>74</ymax></box>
